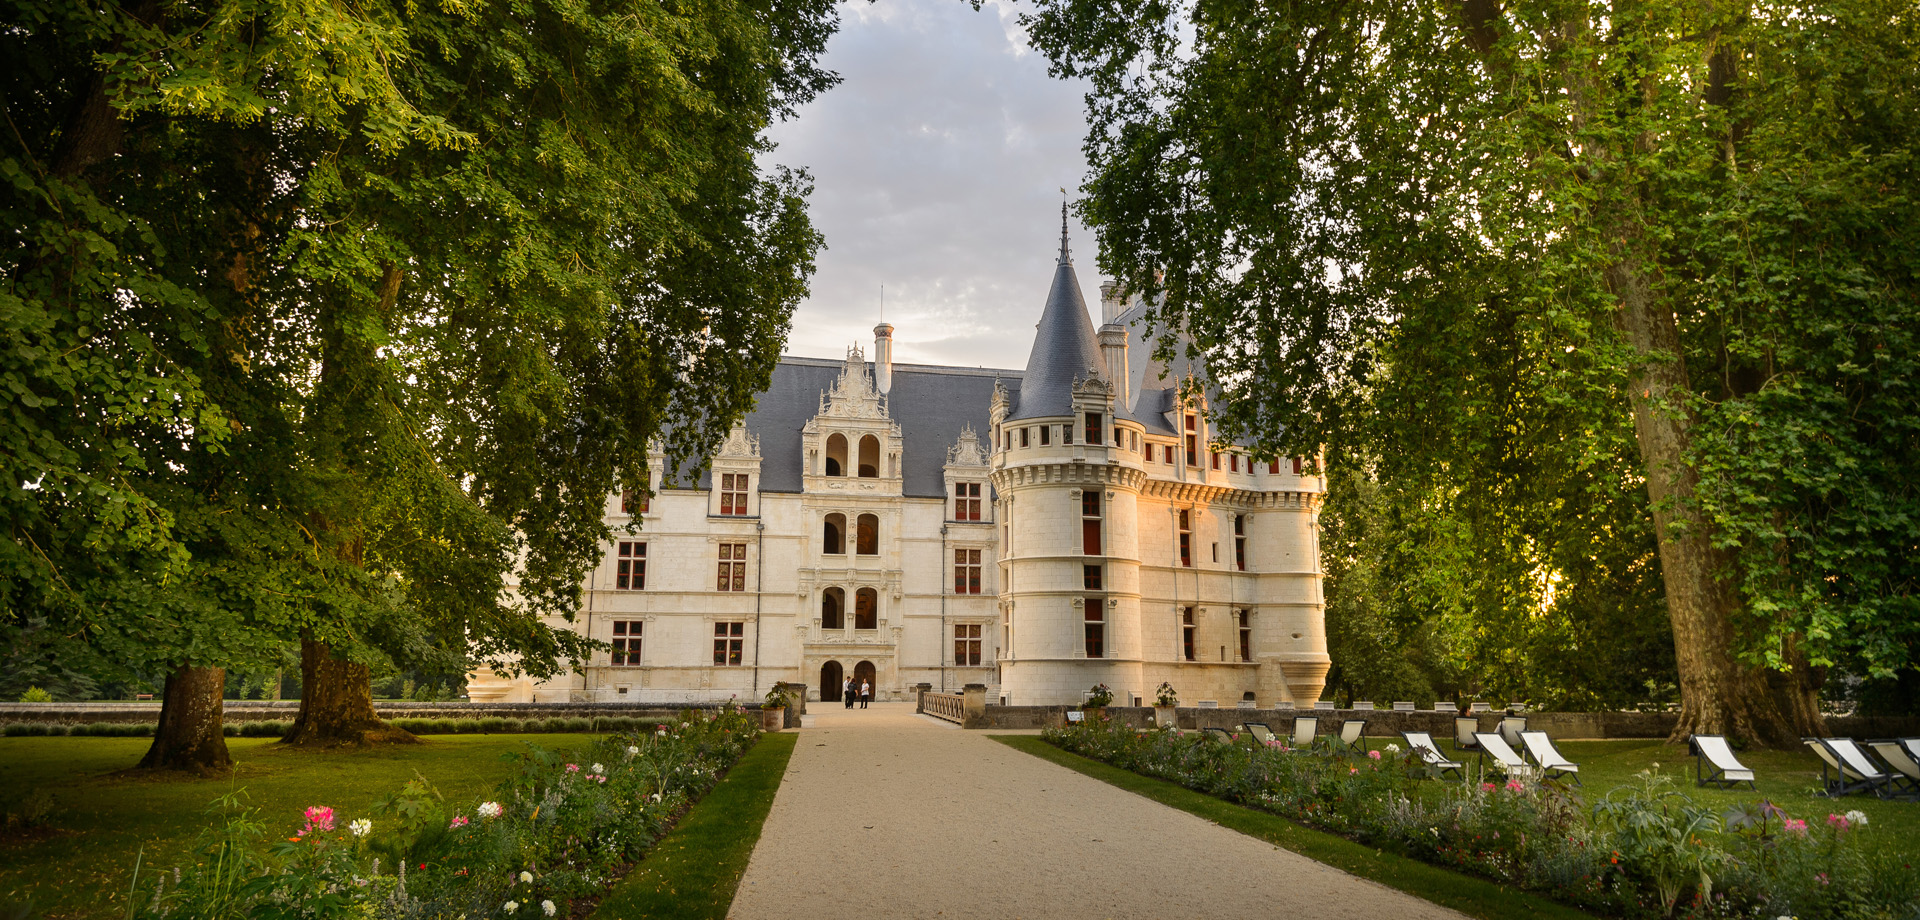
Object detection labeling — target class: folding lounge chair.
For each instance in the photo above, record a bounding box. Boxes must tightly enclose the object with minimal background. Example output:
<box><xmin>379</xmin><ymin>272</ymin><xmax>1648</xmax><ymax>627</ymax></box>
<box><xmin>1474</xmin><ymin>733</ymin><xmax>1530</xmax><ymax>777</ymax></box>
<box><xmin>1291</xmin><ymin>716</ymin><xmax>1320</xmax><ymax>750</ymax></box>
<box><xmin>1689</xmin><ymin>734</ymin><xmax>1755</xmax><ymax>790</ymax></box>
<box><xmin>1402</xmin><ymin>731</ymin><xmax>1464</xmax><ymax>779</ymax></box>
<box><xmin>1243</xmin><ymin>721</ymin><xmax>1280</xmax><ymax>746</ymax></box>
<box><xmin>1454</xmin><ymin>717</ymin><xmax>1483</xmax><ymax>753</ymax></box>
<box><xmin>1338</xmin><ymin>719</ymin><xmax>1367</xmax><ymax>752</ymax></box>
<box><xmin>1804</xmin><ymin>737</ymin><xmax>1895</xmax><ymax>799</ymax></box>
<box><xmin>1499</xmin><ymin>715</ymin><xmax>1528</xmax><ymax>748</ymax></box>
<box><xmin>1866</xmin><ymin>739</ymin><xmax>1920</xmax><ymax>798</ymax></box>
<box><xmin>1519</xmin><ymin>730</ymin><xmax>1581</xmax><ymax>785</ymax></box>
<box><xmin>1202</xmin><ymin>726</ymin><xmax>1236</xmax><ymax>744</ymax></box>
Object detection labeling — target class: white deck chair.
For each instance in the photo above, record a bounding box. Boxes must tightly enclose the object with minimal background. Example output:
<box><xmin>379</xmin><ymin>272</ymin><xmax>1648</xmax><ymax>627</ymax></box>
<box><xmin>1244</xmin><ymin>721</ymin><xmax>1280</xmax><ymax>746</ymax></box>
<box><xmin>1866</xmin><ymin>739</ymin><xmax>1920</xmax><ymax>797</ymax></box>
<box><xmin>1338</xmin><ymin>719</ymin><xmax>1367</xmax><ymax>752</ymax></box>
<box><xmin>1805</xmin><ymin>737</ymin><xmax>1895</xmax><ymax>799</ymax></box>
<box><xmin>1519</xmin><ymin>730</ymin><xmax>1581</xmax><ymax>785</ymax></box>
<box><xmin>1689</xmin><ymin>735</ymin><xmax>1755</xmax><ymax>789</ymax></box>
<box><xmin>1498</xmin><ymin>715</ymin><xmax>1528</xmax><ymax>748</ymax></box>
<box><xmin>1474</xmin><ymin>732</ymin><xmax>1530</xmax><ymax>776</ymax></box>
<box><xmin>1290</xmin><ymin>716</ymin><xmax>1320</xmax><ymax>749</ymax></box>
<box><xmin>1401</xmin><ymin>731</ymin><xmax>1463</xmax><ymax>779</ymax></box>
<box><xmin>1454</xmin><ymin>716</ymin><xmax>1483</xmax><ymax>752</ymax></box>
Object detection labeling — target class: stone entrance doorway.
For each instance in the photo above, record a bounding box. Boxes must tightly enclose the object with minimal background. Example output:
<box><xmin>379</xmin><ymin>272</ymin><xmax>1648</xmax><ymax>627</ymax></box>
<box><xmin>853</xmin><ymin>660</ymin><xmax>877</xmax><ymax>702</ymax></box>
<box><xmin>820</xmin><ymin>660</ymin><xmax>845</xmax><ymax>703</ymax></box>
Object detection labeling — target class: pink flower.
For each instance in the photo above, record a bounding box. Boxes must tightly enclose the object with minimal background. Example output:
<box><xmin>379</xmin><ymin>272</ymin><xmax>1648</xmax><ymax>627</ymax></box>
<box><xmin>1505</xmin><ymin>779</ymin><xmax>1525</xmax><ymax>793</ymax></box>
<box><xmin>302</xmin><ymin>806</ymin><xmax>336</xmax><ymax>833</ymax></box>
<box><xmin>1826</xmin><ymin>813</ymin><xmax>1851</xmax><ymax>832</ymax></box>
<box><xmin>565</xmin><ymin>763</ymin><xmax>580</xmax><ymax>773</ymax></box>
<box><xmin>1367</xmin><ymin>750</ymin><xmax>1382</xmax><ymax>760</ymax></box>
<box><xmin>1480</xmin><ymin>782</ymin><xmax>1497</xmax><ymax>792</ymax></box>
<box><xmin>1349</xmin><ymin>767</ymin><xmax>1359</xmax><ymax>775</ymax></box>
<box><xmin>1784</xmin><ymin>818</ymin><xmax>1809</xmax><ymax>837</ymax></box>
<box><xmin>449</xmin><ymin>815</ymin><xmax>469</xmax><ymax>829</ymax></box>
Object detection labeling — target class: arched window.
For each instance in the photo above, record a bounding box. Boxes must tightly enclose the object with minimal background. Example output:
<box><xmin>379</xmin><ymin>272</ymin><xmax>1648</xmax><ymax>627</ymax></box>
<box><xmin>854</xmin><ymin>587</ymin><xmax>878</xmax><ymax>629</ymax></box>
<box><xmin>823</xmin><ymin>513</ymin><xmax>846</xmax><ymax>555</ymax></box>
<box><xmin>857</xmin><ymin>435</ymin><xmax>880</xmax><ymax>478</ymax></box>
<box><xmin>856</xmin><ymin>513</ymin><xmax>879</xmax><ymax>555</ymax></box>
<box><xmin>825</xmin><ymin>433</ymin><xmax>848</xmax><ymax>476</ymax></box>
<box><xmin>821</xmin><ymin>587</ymin><xmax>845</xmax><ymax>630</ymax></box>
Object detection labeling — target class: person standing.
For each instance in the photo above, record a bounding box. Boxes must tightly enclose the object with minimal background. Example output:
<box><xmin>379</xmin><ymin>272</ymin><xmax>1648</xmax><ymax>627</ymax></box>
<box><xmin>859</xmin><ymin>679</ymin><xmax>871</xmax><ymax>709</ymax></box>
<box><xmin>843</xmin><ymin>676</ymin><xmax>855</xmax><ymax>709</ymax></box>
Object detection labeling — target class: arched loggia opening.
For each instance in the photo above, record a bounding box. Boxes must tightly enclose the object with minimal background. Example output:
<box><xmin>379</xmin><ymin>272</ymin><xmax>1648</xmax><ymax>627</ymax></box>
<box><xmin>821</xmin><ymin>587</ymin><xmax>845</xmax><ymax>630</ymax></box>
<box><xmin>857</xmin><ymin>435</ymin><xmax>880</xmax><ymax>477</ymax></box>
<box><xmin>825</xmin><ymin>433</ymin><xmax>848</xmax><ymax>476</ymax></box>
<box><xmin>820</xmin><ymin>660</ymin><xmax>844</xmax><ymax>703</ymax></box>
<box><xmin>823</xmin><ymin>513</ymin><xmax>845</xmax><ymax>554</ymax></box>
<box><xmin>854</xmin><ymin>587</ymin><xmax>878</xmax><ymax>630</ymax></box>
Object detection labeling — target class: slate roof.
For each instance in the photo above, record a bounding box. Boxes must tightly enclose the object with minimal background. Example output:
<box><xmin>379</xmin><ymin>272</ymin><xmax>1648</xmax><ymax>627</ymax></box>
<box><xmin>1108</xmin><ymin>293</ymin><xmax>1247</xmax><ymax>445</ymax></box>
<box><xmin>1005</xmin><ymin>229</ymin><xmax>1106</xmax><ymax>422</ymax></box>
<box><xmin>676</xmin><ymin>358</ymin><xmax>1020</xmax><ymax>499</ymax></box>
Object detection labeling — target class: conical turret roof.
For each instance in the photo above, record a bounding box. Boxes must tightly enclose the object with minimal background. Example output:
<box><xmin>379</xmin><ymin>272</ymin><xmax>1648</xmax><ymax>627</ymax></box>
<box><xmin>1007</xmin><ymin>209</ymin><xmax>1105</xmax><ymax>422</ymax></box>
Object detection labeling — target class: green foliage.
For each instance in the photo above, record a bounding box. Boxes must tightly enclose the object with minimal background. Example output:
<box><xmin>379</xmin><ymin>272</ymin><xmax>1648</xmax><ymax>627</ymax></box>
<box><xmin>1025</xmin><ymin>0</ymin><xmax>1920</xmax><ymax>709</ymax></box>
<box><xmin>1083</xmin><ymin>683</ymin><xmax>1115</xmax><ymax>709</ymax></box>
<box><xmin>4</xmin><ymin>0</ymin><xmax>845</xmax><ymax>724</ymax></box>
<box><xmin>17</xmin><ymin>687</ymin><xmax>51</xmax><ymax>703</ymax></box>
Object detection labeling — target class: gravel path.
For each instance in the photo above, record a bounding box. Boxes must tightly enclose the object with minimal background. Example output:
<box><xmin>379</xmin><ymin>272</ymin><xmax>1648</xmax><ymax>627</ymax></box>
<box><xmin>726</xmin><ymin>702</ymin><xmax>1469</xmax><ymax>920</ymax></box>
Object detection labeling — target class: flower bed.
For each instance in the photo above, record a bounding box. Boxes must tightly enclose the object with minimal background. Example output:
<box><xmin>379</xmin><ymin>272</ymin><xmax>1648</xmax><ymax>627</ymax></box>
<box><xmin>128</xmin><ymin>705</ymin><xmax>760</xmax><ymax>918</ymax></box>
<box><xmin>1044</xmin><ymin>719</ymin><xmax>1919</xmax><ymax>919</ymax></box>
<box><xmin>2</xmin><ymin>715</ymin><xmax>668</xmax><ymax>738</ymax></box>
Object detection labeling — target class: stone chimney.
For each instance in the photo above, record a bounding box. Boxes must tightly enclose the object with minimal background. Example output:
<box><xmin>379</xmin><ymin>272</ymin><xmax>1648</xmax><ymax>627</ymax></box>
<box><xmin>1099</xmin><ymin>281</ymin><xmax>1129</xmax><ymax>324</ymax></box>
<box><xmin>873</xmin><ymin>322</ymin><xmax>894</xmax><ymax>394</ymax></box>
<box><xmin>1098</xmin><ymin>323</ymin><xmax>1129</xmax><ymax>412</ymax></box>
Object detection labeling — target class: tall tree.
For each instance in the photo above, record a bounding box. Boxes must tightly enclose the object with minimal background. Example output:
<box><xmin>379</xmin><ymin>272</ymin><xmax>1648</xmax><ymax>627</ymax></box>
<box><xmin>4</xmin><ymin>0</ymin><xmax>837</xmax><ymax>761</ymax></box>
<box><xmin>1026</xmin><ymin>0</ymin><xmax>1920</xmax><ymax>744</ymax></box>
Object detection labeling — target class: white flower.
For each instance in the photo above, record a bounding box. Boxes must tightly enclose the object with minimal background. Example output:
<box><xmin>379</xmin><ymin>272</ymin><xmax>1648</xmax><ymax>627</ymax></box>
<box><xmin>1384</xmin><ymin>744</ymin><xmax>1400</xmax><ymax>753</ymax></box>
<box><xmin>478</xmin><ymin>801</ymin><xmax>503</xmax><ymax>819</ymax></box>
<box><xmin>1845</xmin><ymin>810</ymin><xmax>1868</xmax><ymax>826</ymax></box>
<box><xmin>591</xmin><ymin>763</ymin><xmax>605</xmax><ymax>774</ymax></box>
<box><xmin>542</xmin><ymin>901</ymin><xmax>557</xmax><ymax>917</ymax></box>
<box><xmin>505</xmin><ymin>901</ymin><xmax>520</xmax><ymax>913</ymax></box>
<box><xmin>626</xmin><ymin>745</ymin><xmax>639</xmax><ymax>756</ymax></box>
<box><xmin>649</xmin><ymin>793</ymin><xmax>661</xmax><ymax>802</ymax></box>
<box><xmin>349</xmin><ymin>818</ymin><xmax>372</xmax><ymax>837</ymax></box>
<box><xmin>519</xmin><ymin>870</ymin><xmax>534</xmax><ymax>884</ymax></box>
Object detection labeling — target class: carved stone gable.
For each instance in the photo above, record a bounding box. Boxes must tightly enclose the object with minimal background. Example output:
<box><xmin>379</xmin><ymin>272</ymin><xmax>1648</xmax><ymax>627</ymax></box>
<box><xmin>819</xmin><ymin>344</ymin><xmax>888</xmax><ymax>420</ymax></box>
<box><xmin>946</xmin><ymin>424</ymin><xmax>988</xmax><ymax>468</ymax></box>
<box><xmin>717</xmin><ymin>423</ymin><xmax>761</xmax><ymax>459</ymax></box>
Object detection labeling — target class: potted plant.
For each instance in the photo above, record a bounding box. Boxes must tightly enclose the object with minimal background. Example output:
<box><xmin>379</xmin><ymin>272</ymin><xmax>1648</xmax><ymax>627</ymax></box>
<box><xmin>1153</xmin><ymin>682</ymin><xmax>1179</xmax><ymax>728</ymax></box>
<box><xmin>1082</xmin><ymin>683</ymin><xmax>1114</xmax><ymax>720</ymax></box>
<box><xmin>760</xmin><ymin>686</ymin><xmax>787</xmax><ymax>732</ymax></box>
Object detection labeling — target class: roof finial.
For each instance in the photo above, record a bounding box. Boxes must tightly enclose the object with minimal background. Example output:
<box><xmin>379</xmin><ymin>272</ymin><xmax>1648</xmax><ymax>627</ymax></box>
<box><xmin>1059</xmin><ymin>191</ymin><xmax>1071</xmax><ymax>265</ymax></box>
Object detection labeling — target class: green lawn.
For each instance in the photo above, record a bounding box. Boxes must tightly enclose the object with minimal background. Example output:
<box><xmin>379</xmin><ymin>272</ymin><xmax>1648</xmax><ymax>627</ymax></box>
<box><xmin>1487</xmin><ymin>738</ymin><xmax>1920</xmax><ymax>850</ymax></box>
<box><xmin>0</xmin><ymin>734</ymin><xmax>592</xmax><ymax>920</ymax></box>
<box><xmin>591</xmin><ymin>732</ymin><xmax>797</xmax><ymax>919</ymax></box>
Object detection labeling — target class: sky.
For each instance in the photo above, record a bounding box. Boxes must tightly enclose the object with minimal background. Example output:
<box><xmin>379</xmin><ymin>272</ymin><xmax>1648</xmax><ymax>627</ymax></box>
<box><xmin>763</xmin><ymin>0</ymin><xmax>1099</xmax><ymax>373</ymax></box>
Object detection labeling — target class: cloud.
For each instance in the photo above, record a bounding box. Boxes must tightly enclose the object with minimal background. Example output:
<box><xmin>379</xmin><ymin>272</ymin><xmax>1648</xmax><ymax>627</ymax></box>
<box><xmin>763</xmin><ymin>0</ymin><xmax>1099</xmax><ymax>372</ymax></box>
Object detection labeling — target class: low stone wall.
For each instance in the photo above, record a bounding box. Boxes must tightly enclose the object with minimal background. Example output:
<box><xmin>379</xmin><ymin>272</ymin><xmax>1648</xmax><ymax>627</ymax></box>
<box><xmin>969</xmin><ymin>704</ymin><xmax>1920</xmax><ymax>740</ymax></box>
<box><xmin>0</xmin><ymin>700</ymin><xmax>739</xmax><ymax>726</ymax></box>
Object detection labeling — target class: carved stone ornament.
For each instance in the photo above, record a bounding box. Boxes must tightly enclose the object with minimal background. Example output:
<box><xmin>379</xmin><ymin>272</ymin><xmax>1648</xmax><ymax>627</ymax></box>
<box><xmin>818</xmin><ymin>345</ymin><xmax>889</xmax><ymax>420</ymax></box>
<box><xmin>717</xmin><ymin>424</ymin><xmax>761</xmax><ymax>459</ymax></box>
<box><xmin>946</xmin><ymin>423</ymin><xmax>988</xmax><ymax>467</ymax></box>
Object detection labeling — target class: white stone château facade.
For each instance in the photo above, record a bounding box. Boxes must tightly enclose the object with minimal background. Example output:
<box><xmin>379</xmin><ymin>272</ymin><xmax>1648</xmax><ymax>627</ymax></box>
<box><xmin>471</xmin><ymin>223</ymin><xmax>1331</xmax><ymax>707</ymax></box>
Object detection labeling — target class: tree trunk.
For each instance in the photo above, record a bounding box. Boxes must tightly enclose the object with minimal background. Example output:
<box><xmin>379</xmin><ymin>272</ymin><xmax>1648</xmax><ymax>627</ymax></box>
<box><xmin>1606</xmin><ymin>253</ymin><xmax>1803</xmax><ymax>748</ymax></box>
<box><xmin>135</xmin><ymin>666</ymin><xmax>233</xmax><ymax>774</ymax></box>
<box><xmin>282</xmin><ymin>638</ymin><xmax>417</xmax><ymax>747</ymax></box>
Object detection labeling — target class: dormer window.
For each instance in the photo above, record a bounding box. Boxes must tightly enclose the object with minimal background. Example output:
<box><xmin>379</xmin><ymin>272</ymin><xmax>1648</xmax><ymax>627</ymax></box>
<box><xmin>718</xmin><ymin>473</ymin><xmax>750</xmax><ymax>515</ymax></box>
<box><xmin>1185</xmin><ymin>414</ymin><xmax>1198</xmax><ymax>466</ymax></box>
<box><xmin>955</xmin><ymin>482</ymin><xmax>982</xmax><ymax>521</ymax></box>
<box><xmin>1085</xmin><ymin>412</ymin><xmax>1103</xmax><ymax>445</ymax></box>
<box><xmin>858</xmin><ymin>435</ymin><xmax>880</xmax><ymax>477</ymax></box>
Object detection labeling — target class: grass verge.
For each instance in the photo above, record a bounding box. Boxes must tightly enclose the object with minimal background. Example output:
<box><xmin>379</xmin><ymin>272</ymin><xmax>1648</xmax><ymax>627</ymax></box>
<box><xmin>0</xmin><ymin>734</ymin><xmax>592</xmax><ymax>919</ymax></box>
<box><xmin>993</xmin><ymin>735</ymin><xmax>1597</xmax><ymax>920</ymax></box>
<box><xmin>591</xmin><ymin>731</ymin><xmax>797</xmax><ymax>920</ymax></box>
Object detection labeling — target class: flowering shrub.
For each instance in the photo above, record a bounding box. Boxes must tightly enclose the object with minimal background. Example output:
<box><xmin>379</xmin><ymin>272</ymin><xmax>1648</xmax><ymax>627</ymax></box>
<box><xmin>129</xmin><ymin>705</ymin><xmax>760</xmax><ymax>918</ymax></box>
<box><xmin>1043</xmin><ymin>719</ymin><xmax>1919</xmax><ymax>919</ymax></box>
